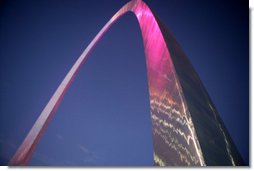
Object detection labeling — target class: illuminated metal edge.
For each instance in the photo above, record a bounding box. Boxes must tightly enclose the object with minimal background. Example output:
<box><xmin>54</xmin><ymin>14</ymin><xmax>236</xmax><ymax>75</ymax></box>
<box><xmin>154</xmin><ymin>18</ymin><xmax>244</xmax><ymax>166</ymax></box>
<box><xmin>9</xmin><ymin>0</ymin><xmax>241</xmax><ymax>166</ymax></box>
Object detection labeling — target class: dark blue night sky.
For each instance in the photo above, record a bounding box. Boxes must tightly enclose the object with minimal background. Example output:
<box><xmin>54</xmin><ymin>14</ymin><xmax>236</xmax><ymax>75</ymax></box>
<box><xmin>0</xmin><ymin>0</ymin><xmax>249</xmax><ymax>166</ymax></box>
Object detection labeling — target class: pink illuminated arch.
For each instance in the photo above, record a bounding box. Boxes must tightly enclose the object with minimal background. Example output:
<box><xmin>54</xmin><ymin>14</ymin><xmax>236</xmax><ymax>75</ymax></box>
<box><xmin>9</xmin><ymin>0</ymin><xmax>205</xmax><ymax>166</ymax></box>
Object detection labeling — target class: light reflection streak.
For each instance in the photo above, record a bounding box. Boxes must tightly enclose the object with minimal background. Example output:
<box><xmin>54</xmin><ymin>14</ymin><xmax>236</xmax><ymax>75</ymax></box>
<box><xmin>209</xmin><ymin>104</ymin><xmax>236</xmax><ymax>166</ymax></box>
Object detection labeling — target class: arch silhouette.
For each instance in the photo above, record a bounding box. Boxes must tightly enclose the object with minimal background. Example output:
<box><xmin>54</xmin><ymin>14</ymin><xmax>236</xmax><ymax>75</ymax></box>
<box><xmin>9</xmin><ymin>0</ymin><xmax>243</xmax><ymax>166</ymax></box>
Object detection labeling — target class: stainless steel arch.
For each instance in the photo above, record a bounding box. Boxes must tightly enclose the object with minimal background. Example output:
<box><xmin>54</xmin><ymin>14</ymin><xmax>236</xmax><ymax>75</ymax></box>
<box><xmin>9</xmin><ymin>0</ymin><xmax>233</xmax><ymax>166</ymax></box>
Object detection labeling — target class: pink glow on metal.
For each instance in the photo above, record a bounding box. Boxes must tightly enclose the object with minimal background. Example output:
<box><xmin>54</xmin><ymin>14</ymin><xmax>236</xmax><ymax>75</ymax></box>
<box><xmin>9</xmin><ymin>0</ymin><xmax>205</xmax><ymax>166</ymax></box>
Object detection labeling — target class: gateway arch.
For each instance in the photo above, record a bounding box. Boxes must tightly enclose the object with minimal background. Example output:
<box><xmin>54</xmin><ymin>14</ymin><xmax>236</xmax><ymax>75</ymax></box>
<box><xmin>9</xmin><ymin>0</ymin><xmax>243</xmax><ymax>166</ymax></box>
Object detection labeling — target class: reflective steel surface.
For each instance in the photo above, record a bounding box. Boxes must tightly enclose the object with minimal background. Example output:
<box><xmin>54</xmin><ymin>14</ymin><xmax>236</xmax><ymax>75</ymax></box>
<box><xmin>9</xmin><ymin>0</ymin><xmax>243</xmax><ymax>166</ymax></box>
